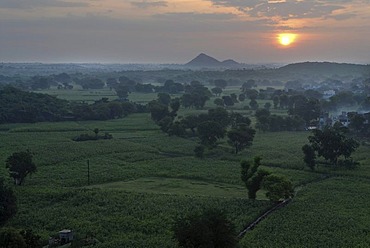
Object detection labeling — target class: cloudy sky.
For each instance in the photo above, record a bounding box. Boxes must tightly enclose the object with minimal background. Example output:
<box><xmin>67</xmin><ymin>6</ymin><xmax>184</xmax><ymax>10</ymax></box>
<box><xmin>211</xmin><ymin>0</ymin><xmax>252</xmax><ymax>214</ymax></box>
<box><xmin>0</xmin><ymin>0</ymin><xmax>369</xmax><ymax>64</ymax></box>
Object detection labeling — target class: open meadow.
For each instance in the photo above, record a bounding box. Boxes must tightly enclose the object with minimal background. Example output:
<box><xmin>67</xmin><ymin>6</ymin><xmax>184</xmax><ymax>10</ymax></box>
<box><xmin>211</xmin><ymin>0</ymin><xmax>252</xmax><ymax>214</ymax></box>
<box><xmin>1</xmin><ymin>89</ymin><xmax>370</xmax><ymax>247</ymax></box>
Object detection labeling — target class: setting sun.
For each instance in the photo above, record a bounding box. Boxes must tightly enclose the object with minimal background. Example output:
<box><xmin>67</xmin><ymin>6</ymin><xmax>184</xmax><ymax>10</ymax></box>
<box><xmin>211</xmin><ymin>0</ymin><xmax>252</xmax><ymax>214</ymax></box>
<box><xmin>278</xmin><ymin>33</ymin><xmax>297</xmax><ymax>46</ymax></box>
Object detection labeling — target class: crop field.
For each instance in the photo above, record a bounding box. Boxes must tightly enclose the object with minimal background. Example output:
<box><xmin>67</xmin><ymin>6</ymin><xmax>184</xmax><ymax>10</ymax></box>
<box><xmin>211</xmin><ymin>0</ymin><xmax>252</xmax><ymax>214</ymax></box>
<box><xmin>1</xmin><ymin>89</ymin><xmax>370</xmax><ymax>247</ymax></box>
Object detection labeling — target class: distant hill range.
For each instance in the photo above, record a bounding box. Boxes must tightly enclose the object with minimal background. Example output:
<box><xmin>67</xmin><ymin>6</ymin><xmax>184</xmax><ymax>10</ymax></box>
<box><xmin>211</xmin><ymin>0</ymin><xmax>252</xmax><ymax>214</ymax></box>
<box><xmin>185</xmin><ymin>53</ymin><xmax>241</xmax><ymax>68</ymax></box>
<box><xmin>184</xmin><ymin>54</ymin><xmax>370</xmax><ymax>74</ymax></box>
<box><xmin>278</xmin><ymin>62</ymin><xmax>370</xmax><ymax>75</ymax></box>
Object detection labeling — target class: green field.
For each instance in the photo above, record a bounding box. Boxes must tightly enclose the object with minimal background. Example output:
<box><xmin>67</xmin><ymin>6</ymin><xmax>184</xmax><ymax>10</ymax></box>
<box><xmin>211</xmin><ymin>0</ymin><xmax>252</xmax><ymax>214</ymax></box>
<box><xmin>1</xmin><ymin>89</ymin><xmax>370</xmax><ymax>247</ymax></box>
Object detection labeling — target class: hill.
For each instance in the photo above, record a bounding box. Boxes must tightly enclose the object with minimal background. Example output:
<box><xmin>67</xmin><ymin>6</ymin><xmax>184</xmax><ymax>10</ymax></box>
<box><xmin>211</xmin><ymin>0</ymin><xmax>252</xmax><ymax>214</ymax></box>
<box><xmin>185</xmin><ymin>53</ymin><xmax>241</xmax><ymax>68</ymax></box>
<box><xmin>278</xmin><ymin>62</ymin><xmax>370</xmax><ymax>76</ymax></box>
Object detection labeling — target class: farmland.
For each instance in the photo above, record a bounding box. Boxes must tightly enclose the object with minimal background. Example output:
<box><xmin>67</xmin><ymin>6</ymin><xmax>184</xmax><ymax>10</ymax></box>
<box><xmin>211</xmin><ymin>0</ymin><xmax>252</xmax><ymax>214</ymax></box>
<box><xmin>1</xmin><ymin>88</ymin><xmax>370</xmax><ymax>247</ymax></box>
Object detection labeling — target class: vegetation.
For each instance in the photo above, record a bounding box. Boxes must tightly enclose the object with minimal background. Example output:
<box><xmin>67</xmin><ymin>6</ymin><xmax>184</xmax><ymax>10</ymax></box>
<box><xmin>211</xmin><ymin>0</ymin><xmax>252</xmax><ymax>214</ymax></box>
<box><xmin>173</xmin><ymin>209</ymin><xmax>237</xmax><ymax>248</ymax></box>
<box><xmin>241</xmin><ymin>157</ymin><xmax>270</xmax><ymax>199</ymax></box>
<box><xmin>0</xmin><ymin>178</ymin><xmax>17</xmax><ymax>225</ymax></box>
<box><xmin>0</xmin><ymin>86</ymin><xmax>146</xmax><ymax>124</ymax></box>
<box><xmin>304</xmin><ymin>126</ymin><xmax>359</xmax><ymax>168</ymax></box>
<box><xmin>262</xmin><ymin>175</ymin><xmax>294</xmax><ymax>201</ymax></box>
<box><xmin>0</xmin><ymin>228</ymin><xmax>41</xmax><ymax>248</ymax></box>
<box><xmin>0</xmin><ymin>66</ymin><xmax>369</xmax><ymax>247</ymax></box>
<box><xmin>5</xmin><ymin>150</ymin><xmax>37</xmax><ymax>186</ymax></box>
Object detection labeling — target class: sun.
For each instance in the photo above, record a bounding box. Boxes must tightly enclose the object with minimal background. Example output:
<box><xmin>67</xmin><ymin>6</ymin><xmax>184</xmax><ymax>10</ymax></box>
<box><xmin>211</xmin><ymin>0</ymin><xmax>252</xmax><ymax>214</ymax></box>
<box><xmin>278</xmin><ymin>33</ymin><xmax>297</xmax><ymax>46</ymax></box>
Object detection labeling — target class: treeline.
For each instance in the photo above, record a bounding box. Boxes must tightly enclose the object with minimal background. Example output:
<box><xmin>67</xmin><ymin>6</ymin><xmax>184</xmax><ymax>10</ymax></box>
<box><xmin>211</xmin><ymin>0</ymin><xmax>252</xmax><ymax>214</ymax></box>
<box><xmin>148</xmin><ymin>93</ymin><xmax>255</xmax><ymax>154</ymax></box>
<box><xmin>0</xmin><ymin>86</ymin><xmax>146</xmax><ymax>124</ymax></box>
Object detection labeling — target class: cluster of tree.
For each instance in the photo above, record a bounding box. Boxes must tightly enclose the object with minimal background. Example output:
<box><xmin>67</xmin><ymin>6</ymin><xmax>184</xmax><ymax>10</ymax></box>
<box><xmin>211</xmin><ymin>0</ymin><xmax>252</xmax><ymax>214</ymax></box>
<box><xmin>0</xmin><ymin>228</ymin><xmax>42</xmax><ymax>248</ymax></box>
<box><xmin>11</xmin><ymin>73</ymin><xmax>75</xmax><ymax>91</ymax></box>
<box><xmin>255</xmin><ymin>109</ymin><xmax>305</xmax><ymax>132</ymax></box>
<box><xmin>0</xmin><ymin>178</ymin><xmax>17</xmax><ymax>225</ymax></box>
<box><xmin>0</xmin><ymin>86</ymin><xmax>70</xmax><ymax>123</ymax></box>
<box><xmin>148</xmin><ymin>94</ymin><xmax>182</xmax><ymax>137</ymax></box>
<box><xmin>213</xmin><ymin>93</ymin><xmax>244</xmax><ymax>108</ymax></box>
<box><xmin>73</xmin><ymin>128</ymin><xmax>113</xmax><ymax>142</ymax></box>
<box><xmin>75</xmin><ymin>77</ymin><xmax>105</xmax><ymax>90</ymax></box>
<box><xmin>173</xmin><ymin>208</ymin><xmax>237</xmax><ymax>248</ymax></box>
<box><xmin>0</xmin><ymin>86</ymin><xmax>146</xmax><ymax>124</ymax></box>
<box><xmin>348</xmin><ymin>112</ymin><xmax>370</xmax><ymax>138</ymax></box>
<box><xmin>302</xmin><ymin>126</ymin><xmax>359</xmax><ymax>170</ymax></box>
<box><xmin>241</xmin><ymin>157</ymin><xmax>294</xmax><ymax>201</ymax></box>
<box><xmin>181</xmin><ymin>81</ymin><xmax>212</xmax><ymax>109</ymax></box>
<box><xmin>149</xmin><ymin>96</ymin><xmax>256</xmax><ymax>154</ymax></box>
<box><xmin>71</xmin><ymin>98</ymin><xmax>146</xmax><ymax>121</ymax></box>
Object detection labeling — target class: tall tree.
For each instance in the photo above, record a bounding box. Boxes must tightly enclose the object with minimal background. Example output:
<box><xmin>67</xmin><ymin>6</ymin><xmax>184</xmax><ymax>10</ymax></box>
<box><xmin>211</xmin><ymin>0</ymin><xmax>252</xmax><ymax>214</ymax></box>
<box><xmin>6</xmin><ymin>150</ymin><xmax>36</xmax><ymax>185</ymax></box>
<box><xmin>0</xmin><ymin>178</ymin><xmax>17</xmax><ymax>225</ymax></box>
<box><xmin>227</xmin><ymin>124</ymin><xmax>256</xmax><ymax>154</ymax></box>
<box><xmin>306</xmin><ymin>126</ymin><xmax>359</xmax><ymax>166</ymax></box>
<box><xmin>241</xmin><ymin>157</ymin><xmax>270</xmax><ymax>199</ymax></box>
<box><xmin>211</xmin><ymin>87</ymin><xmax>223</xmax><ymax>96</ymax></box>
<box><xmin>197</xmin><ymin>121</ymin><xmax>225</xmax><ymax>147</ymax></box>
<box><xmin>173</xmin><ymin>209</ymin><xmax>237</xmax><ymax>248</ymax></box>
<box><xmin>302</xmin><ymin>144</ymin><xmax>316</xmax><ymax>170</ymax></box>
<box><xmin>262</xmin><ymin>175</ymin><xmax>294</xmax><ymax>201</ymax></box>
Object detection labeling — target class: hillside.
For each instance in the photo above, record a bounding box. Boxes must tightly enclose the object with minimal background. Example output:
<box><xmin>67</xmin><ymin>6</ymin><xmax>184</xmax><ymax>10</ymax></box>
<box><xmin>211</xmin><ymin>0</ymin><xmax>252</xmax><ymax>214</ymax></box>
<box><xmin>185</xmin><ymin>53</ymin><xmax>241</xmax><ymax>68</ymax></box>
<box><xmin>278</xmin><ymin>62</ymin><xmax>370</xmax><ymax>76</ymax></box>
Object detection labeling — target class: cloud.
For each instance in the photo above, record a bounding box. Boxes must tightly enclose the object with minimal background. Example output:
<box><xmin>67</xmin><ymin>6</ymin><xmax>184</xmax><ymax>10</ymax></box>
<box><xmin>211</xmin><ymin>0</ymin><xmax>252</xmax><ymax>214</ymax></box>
<box><xmin>0</xmin><ymin>0</ymin><xmax>89</xmax><ymax>9</ymax></box>
<box><xmin>327</xmin><ymin>13</ymin><xmax>356</xmax><ymax>21</ymax></box>
<box><xmin>130</xmin><ymin>0</ymin><xmax>167</xmax><ymax>9</ymax></box>
<box><xmin>210</xmin><ymin>0</ymin><xmax>346</xmax><ymax>20</ymax></box>
<box><xmin>153</xmin><ymin>12</ymin><xmax>237</xmax><ymax>21</ymax></box>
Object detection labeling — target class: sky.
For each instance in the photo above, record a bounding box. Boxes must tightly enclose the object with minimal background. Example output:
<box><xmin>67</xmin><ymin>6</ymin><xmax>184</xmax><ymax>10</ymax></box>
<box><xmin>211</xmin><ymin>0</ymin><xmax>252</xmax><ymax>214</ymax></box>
<box><xmin>0</xmin><ymin>0</ymin><xmax>370</xmax><ymax>64</ymax></box>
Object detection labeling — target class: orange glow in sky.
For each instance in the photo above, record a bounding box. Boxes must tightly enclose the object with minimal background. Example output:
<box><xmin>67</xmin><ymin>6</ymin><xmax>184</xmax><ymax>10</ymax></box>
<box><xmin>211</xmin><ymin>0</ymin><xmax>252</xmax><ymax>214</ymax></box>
<box><xmin>278</xmin><ymin>33</ymin><xmax>297</xmax><ymax>47</ymax></box>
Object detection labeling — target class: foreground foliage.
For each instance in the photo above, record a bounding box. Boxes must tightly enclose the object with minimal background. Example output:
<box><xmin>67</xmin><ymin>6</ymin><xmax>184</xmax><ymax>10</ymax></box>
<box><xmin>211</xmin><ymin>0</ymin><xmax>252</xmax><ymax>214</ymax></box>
<box><xmin>0</xmin><ymin>178</ymin><xmax>17</xmax><ymax>226</ymax></box>
<box><xmin>173</xmin><ymin>208</ymin><xmax>237</xmax><ymax>248</ymax></box>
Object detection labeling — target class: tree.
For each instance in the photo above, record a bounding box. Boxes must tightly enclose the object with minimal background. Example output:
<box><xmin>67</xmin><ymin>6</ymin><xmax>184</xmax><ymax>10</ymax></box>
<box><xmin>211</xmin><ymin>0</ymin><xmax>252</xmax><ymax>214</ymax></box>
<box><xmin>213</xmin><ymin>79</ymin><xmax>228</xmax><ymax>89</ymax></box>
<box><xmin>288</xmin><ymin>96</ymin><xmax>321</xmax><ymax>126</ymax></box>
<box><xmin>222</xmin><ymin>96</ymin><xmax>234</xmax><ymax>107</ymax></box>
<box><xmin>207</xmin><ymin>107</ymin><xmax>230</xmax><ymax>129</ymax></box>
<box><xmin>197</xmin><ymin>121</ymin><xmax>225</xmax><ymax>147</ymax></box>
<box><xmin>272</xmin><ymin>95</ymin><xmax>279</xmax><ymax>109</ymax></box>
<box><xmin>262</xmin><ymin>175</ymin><xmax>294</xmax><ymax>201</ymax></box>
<box><xmin>194</xmin><ymin>145</ymin><xmax>205</xmax><ymax>158</ymax></box>
<box><xmin>241</xmin><ymin>157</ymin><xmax>270</xmax><ymax>199</ymax></box>
<box><xmin>78</xmin><ymin>77</ymin><xmax>105</xmax><ymax>90</ymax></box>
<box><xmin>157</xmin><ymin>93</ymin><xmax>171</xmax><ymax>106</ymax></box>
<box><xmin>238</xmin><ymin>93</ymin><xmax>246</xmax><ymax>102</ymax></box>
<box><xmin>211</xmin><ymin>87</ymin><xmax>223</xmax><ymax>96</ymax></box>
<box><xmin>114</xmin><ymin>84</ymin><xmax>130</xmax><ymax>99</ymax></box>
<box><xmin>0</xmin><ymin>178</ymin><xmax>17</xmax><ymax>225</ymax></box>
<box><xmin>249</xmin><ymin>99</ymin><xmax>258</xmax><ymax>110</ymax></box>
<box><xmin>227</xmin><ymin>124</ymin><xmax>256</xmax><ymax>154</ymax></box>
<box><xmin>245</xmin><ymin>89</ymin><xmax>259</xmax><ymax>100</ymax></box>
<box><xmin>6</xmin><ymin>150</ymin><xmax>36</xmax><ymax>185</ymax></box>
<box><xmin>264</xmin><ymin>102</ymin><xmax>271</xmax><ymax>110</ymax></box>
<box><xmin>148</xmin><ymin>100</ymin><xmax>169</xmax><ymax>123</ymax></box>
<box><xmin>255</xmin><ymin>108</ymin><xmax>271</xmax><ymax>132</ymax></box>
<box><xmin>229</xmin><ymin>112</ymin><xmax>251</xmax><ymax>128</ymax></box>
<box><xmin>306</xmin><ymin>126</ymin><xmax>359</xmax><ymax>166</ymax></box>
<box><xmin>173</xmin><ymin>209</ymin><xmax>237</xmax><ymax>248</ymax></box>
<box><xmin>214</xmin><ymin>98</ymin><xmax>224</xmax><ymax>107</ymax></box>
<box><xmin>241</xmin><ymin>79</ymin><xmax>256</xmax><ymax>92</ymax></box>
<box><xmin>0</xmin><ymin>228</ymin><xmax>27</xmax><ymax>248</ymax></box>
<box><xmin>20</xmin><ymin>229</ymin><xmax>42</xmax><ymax>248</ymax></box>
<box><xmin>302</xmin><ymin>144</ymin><xmax>316</xmax><ymax>170</ymax></box>
<box><xmin>0</xmin><ymin>228</ymin><xmax>41</xmax><ymax>248</ymax></box>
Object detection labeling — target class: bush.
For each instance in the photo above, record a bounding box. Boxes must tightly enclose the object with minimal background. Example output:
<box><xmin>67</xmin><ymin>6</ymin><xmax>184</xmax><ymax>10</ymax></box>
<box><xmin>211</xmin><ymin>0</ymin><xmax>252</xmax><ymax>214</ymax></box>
<box><xmin>173</xmin><ymin>208</ymin><xmax>237</xmax><ymax>248</ymax></box>
<box><xmin>194</xmin><ymin>145</ymin><xmax>205</xmax><ymax>158</ymax></box>
<box><xmin>72</xmin><ymin>132</ymin><xmax>113</xmax><ymax>142</ymax></box>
